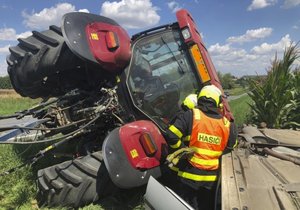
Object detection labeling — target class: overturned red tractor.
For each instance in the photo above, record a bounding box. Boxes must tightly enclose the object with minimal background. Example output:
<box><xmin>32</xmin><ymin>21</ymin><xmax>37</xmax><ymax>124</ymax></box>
<box><xmin>2</xmin><ymin>9</ymin><xmax>234</xmax><ymax>208</ymax></box>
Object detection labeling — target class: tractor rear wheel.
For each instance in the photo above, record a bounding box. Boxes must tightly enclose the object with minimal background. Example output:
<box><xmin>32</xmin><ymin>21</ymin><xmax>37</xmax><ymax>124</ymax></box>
<box><xmin>36</xmin><ymin>151</ymin><xmax>119</xmax><ymax>208</ymax></box>
<box><xmin>6</xmin><ymin>25</ymin><xmax>108</xmax><ymax>99</ymax></box>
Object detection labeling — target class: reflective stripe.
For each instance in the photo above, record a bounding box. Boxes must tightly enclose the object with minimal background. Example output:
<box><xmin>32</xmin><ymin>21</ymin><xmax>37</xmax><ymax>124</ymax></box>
<box><xmin>191</xmin><ymin>147</ymin><xmax>222</xmax><ymax>157</ymax></box>
<box><xmin>169</xmin><ymin>125</ymin><xmax>183</xmax><ymax>138</ymax></box>
<box><xmin>178</xmin><ymin>171</ymin><xmax>217</xmax><ymax>181</ymax></box>
<box><xmin>193</xmin><ymin>109</ymin><xmax>201</xmax><ymax>120</ymax></box>
<box><xmin>189</xmin><ymin>156</ymin><xmax>219</xmax><ymax>166</ymax></box>
<box><xmin>171</xmin><ymin>166</ymin><xmax>217</xmax><ymax>182</ymax></box>
<box><xmin>183</xmin><ymin>135</ymin><xmax>190</xmax><ymax>141</ymax></box>
<box><xmin>170</xmin><ymin>140</ymin><xmax>182</xmax><ymax>149</ymax></box>
<box><xmin>233</xmin><ymin>139</ymin><xmax>238</xmax><ymax>148</ymax></box>
<box><xmin>223</xmin><ymin>117</ymin><xmax>230</xmax><ymax>128</ymax></box>
<box><xmin>170</xmin><ymin>166</ymin><xmax>179</xmax><ymax>172</ymax></box>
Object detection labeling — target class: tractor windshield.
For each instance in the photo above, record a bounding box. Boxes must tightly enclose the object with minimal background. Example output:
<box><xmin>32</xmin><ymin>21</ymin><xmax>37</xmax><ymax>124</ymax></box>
<box><xmin>127</xmin><ymin>29</ymin><xmax>200</xmax><ymax>129</ymax></box>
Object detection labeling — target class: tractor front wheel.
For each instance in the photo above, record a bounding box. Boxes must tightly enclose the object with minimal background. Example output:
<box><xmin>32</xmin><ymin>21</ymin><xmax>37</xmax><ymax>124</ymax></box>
<box><xmin>36</xmin><ymin>151</ymin><xmax>118</xmax><ymax>208</ymax></box>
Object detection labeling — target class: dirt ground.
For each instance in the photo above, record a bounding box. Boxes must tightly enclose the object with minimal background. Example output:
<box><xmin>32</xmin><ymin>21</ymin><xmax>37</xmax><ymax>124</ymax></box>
<box><xmin>0</xmin><ymin>89</ymin><xmax>22</xmax><ymax>98</ymax></box>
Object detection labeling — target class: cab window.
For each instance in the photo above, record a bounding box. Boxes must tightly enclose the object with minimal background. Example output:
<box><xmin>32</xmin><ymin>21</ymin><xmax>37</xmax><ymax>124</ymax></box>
<box><xmin>127</xmin><ymin>29</ymin><xmax>200</xmax><ymax>129</ymax></box>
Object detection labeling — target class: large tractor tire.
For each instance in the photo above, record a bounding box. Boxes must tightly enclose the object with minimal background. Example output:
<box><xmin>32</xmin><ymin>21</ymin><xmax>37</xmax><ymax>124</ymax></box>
<box><xmin>37</xmin><ymin>151</ymin><xmax>119</xmax><ymax>208</ymax></box>
<box><xmin>6</xmin><ymin>25</ymin><xmax>105</xmax><ymax>99</ymax></box>
<box><xmin>8</xmin><ymin>25</ymin><xmax>70</xmax><ymax>98</ymax></box>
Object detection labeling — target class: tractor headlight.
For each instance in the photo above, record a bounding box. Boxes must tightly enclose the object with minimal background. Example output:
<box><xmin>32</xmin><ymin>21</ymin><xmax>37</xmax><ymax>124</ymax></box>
<box><xmin>181</xmin><ymin>28</ymin><xmax>191</xmax><ymax>40</ymax></box>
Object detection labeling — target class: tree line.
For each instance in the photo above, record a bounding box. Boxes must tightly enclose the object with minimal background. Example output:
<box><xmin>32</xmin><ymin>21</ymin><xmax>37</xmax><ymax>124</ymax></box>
<box><xmin>217</xmin><ymin>72</ymin><xmax>236</xmax><ymax>89</ymax></box>
<box><xmin>0</xmin><ymin>76</ymin><xmax>12</xmax><ymax>89</ymax></box>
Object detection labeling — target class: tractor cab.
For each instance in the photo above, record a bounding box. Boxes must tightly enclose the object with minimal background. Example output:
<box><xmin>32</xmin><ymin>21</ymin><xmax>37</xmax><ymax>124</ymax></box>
<box><xmin>126</xmin><ymin>27</ymin><xmax>200</xmax><ymax>129</ymax></box>
<box><xmin>123</xmin><ymin>9</ymin><xmax>233</xmax><ymax>131</ymax></box>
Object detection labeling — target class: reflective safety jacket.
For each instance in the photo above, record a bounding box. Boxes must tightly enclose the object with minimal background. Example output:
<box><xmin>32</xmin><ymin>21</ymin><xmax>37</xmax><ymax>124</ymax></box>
<box><xmin>188</xmin><ymin>109</ymin><xmax>230</xmax><ymax>170</ymax></box>
<box><xmin>166</xmin><ymin>107</ymin><xmax>236</xmax><ymax>186</ymax></box>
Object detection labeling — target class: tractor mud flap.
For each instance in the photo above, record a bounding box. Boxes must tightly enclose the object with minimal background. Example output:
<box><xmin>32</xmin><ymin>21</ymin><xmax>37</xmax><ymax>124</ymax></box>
<box><xmin>102</xmin><ymin>128</ymin><xmax>161</xmax><ymax>189</ymax></box>
<box><xmin>144</xmin><ymin>176</ymin><xmax>194</xmax><ymax>210</ymax></box>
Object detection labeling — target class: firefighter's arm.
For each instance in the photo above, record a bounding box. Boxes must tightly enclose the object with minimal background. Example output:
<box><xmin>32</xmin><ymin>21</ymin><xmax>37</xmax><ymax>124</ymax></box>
<box><xmin>224</xmin><ymin>122</ymin><xmax>238</xmax><ymax>154</ymax></box>
<box><xmin>165</xmin><ymin>110</ymin><xmax>191</xmax><ymax>150</ymax></box>
<box><xmin>166</xmin><ymin>124</ymin><xmax>185</xmax><ymax>150</ymax></box>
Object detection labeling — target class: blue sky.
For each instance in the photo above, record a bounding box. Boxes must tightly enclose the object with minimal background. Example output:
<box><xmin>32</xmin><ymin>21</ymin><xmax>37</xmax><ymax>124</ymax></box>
<box><xmin>0</xmin><ymin>0</ymin><xmax>299</xmax><ymax>77</ymax></box>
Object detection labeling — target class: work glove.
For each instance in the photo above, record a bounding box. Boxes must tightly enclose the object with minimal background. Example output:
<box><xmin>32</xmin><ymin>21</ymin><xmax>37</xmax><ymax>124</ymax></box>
<box><xmin>166</xmin><ymin>147</ymin><xmax>195</xmax><ymax>168</ymax></box>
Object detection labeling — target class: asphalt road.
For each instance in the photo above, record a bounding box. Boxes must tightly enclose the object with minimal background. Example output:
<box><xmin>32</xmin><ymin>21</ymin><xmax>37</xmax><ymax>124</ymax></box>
<box><xmin>227</xmin><ymin>92</ymin><xmax>248</xmax><ymax>101</ymax></box>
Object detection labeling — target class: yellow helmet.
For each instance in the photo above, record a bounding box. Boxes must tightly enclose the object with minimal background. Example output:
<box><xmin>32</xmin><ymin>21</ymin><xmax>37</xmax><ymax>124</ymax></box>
<box><xmin>198</xmin><ymin>85</ymin><xmax>222</xmax><ymax>107</ymax></box>
<box><xmin>182</xmin><ymin>94</ymin><xmax>198</xmax><ymax>110</ymax></box>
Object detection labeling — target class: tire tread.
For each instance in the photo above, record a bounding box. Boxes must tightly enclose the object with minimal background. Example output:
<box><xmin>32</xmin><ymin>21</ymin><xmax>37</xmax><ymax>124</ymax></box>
<box><xmin>37</xmin><ymin>151</ymin><xmax>103</xmax><ymax>208</ymax></box>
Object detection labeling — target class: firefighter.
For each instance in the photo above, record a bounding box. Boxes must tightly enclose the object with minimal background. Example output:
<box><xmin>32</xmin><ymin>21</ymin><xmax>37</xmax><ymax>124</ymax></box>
<box><xmin>165</xmin><ymin>84</ymin><xmax>237</xmax><ymax>210</ymax></box>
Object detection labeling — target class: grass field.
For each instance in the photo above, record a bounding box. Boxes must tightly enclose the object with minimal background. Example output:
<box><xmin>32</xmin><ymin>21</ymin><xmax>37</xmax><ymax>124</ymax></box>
<box><xmin>229</xmin><ymin>94</ymin><xmax>252</xmax><ymax>128</ymax></box>
<box><xmin>0</xmin><ymin>90</ymin><xmax>251</xmax><ymax>209</ymax></box>
<box><xmin>0</xmin><ymin>91</ymin><xmax>40</xmax><ymax>209</ymax></box>
<box><xmin>227</xmin><ymin>86</ymin><xmax>247</xmax><ymax>96</ymax></box>
<box><xmin>0</xmin><ymin>89</ymin><xmax>40</xmax><ymax>115</ymax></box>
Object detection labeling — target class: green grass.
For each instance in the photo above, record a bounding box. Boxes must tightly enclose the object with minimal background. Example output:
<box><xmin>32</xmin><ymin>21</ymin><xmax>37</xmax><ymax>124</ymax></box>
<box><xmin>0</xmin><ymin>145</ymin><xmax>37</xmax><ymax>209</ymax></box>
<box><xmin>0</xmin><ymin>97</ymin><xmax>66</xmax><ymax>209</ymax></box>
<box><xmin>229</xmin><ymin>94</ymin><xmax>252</xmax><ymax>128</ymax></box>
<box><xmin>0</xmin><ymin>97</ymin><xmax>40</xmax><ymax>115</ymax></box>
<box><xmin>0</xmin><ymin>144</ymin><xmax>143</xmax><ymax>210</ymax></box>
<box><xmin>226</xmin><ymin>86</ymin><xmax>247</xmax><ymax>96</ymax></box>
<box><xmin>0</xmin><ymin>97</ymin><xmax>43</xmax><ymax>209</ymax></box>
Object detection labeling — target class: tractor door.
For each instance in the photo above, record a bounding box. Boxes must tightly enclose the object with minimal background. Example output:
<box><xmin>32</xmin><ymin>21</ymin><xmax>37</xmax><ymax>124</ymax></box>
<box><xmin>125</xmin><ymin>27</ymin><xmax>201</xmax><ymax>130</ymax></box>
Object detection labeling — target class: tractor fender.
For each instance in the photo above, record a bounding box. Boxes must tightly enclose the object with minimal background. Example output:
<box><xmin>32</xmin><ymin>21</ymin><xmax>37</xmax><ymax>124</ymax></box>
<box><xmin>61</xmin><ymin>12</ymin><xmax>131</xmax><ymax>73</ymax></box>
<box><xmin>102</xmin><ymin>120</ymin><xmax>168</xmax><ymax>189</ymax></box>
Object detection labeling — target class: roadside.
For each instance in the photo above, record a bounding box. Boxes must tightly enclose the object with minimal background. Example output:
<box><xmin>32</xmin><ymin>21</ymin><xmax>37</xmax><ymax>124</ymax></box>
<box><xmin>227</xmin><ymin>92</ymin><xmax>248</xmax><ymax>101</ymax></box>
